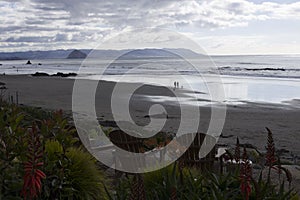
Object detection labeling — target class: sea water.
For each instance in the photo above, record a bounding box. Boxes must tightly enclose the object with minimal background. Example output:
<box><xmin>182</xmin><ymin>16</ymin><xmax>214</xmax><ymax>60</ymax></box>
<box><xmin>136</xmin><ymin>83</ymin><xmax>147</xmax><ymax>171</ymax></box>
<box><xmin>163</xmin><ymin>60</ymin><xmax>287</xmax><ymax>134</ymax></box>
<box><xmin>1</xmin><ymin>55</ymin><xmax>300</xmax><ymax>107</ymax></box>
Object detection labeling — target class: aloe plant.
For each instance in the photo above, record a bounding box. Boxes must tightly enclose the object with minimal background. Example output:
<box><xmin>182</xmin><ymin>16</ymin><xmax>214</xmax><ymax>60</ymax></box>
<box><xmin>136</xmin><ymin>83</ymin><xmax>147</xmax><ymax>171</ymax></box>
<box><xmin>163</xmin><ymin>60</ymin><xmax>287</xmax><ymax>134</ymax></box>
<box><xmin>240</xmin><ymin>147</ymin><xmax>252</xmax><ymax>200</ymax></box>
<box><xmin>21</xmin><ymin>125</ymin><xmax>46</xmax><ymax>199</ymax></box>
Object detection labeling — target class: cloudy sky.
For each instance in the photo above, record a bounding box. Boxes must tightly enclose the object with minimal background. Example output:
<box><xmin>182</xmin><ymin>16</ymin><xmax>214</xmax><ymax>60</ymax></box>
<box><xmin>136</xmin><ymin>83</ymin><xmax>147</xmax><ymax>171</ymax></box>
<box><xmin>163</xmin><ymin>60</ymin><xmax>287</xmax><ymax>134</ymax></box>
<box><xmin>1</xmin><ymin>0</ymin><xmax>300</xmax><ymax>55</ymax></box>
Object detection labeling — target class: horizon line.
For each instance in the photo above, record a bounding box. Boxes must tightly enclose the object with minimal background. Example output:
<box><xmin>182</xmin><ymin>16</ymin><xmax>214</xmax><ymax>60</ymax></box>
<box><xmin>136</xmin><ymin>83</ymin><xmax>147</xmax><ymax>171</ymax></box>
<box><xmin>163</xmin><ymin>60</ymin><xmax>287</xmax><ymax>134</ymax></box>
<box><xmin>0</xmin><ymin>48</ymin><xmax>299</xmax><ymax>57</ymax></box>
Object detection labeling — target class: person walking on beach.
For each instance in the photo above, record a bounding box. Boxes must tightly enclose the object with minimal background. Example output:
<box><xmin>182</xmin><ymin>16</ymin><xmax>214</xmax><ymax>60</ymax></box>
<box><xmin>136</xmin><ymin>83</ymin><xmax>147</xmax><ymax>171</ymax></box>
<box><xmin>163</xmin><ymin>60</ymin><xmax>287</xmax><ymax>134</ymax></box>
<box><xmin>174</xmin><ymin>81</ymin><xmax>177</xmax><ymax>89</ymax></box>
<box><xmin>176</xmin><ymin>81</ymin><xmax>179</xmax><ymax>89</ymax></box>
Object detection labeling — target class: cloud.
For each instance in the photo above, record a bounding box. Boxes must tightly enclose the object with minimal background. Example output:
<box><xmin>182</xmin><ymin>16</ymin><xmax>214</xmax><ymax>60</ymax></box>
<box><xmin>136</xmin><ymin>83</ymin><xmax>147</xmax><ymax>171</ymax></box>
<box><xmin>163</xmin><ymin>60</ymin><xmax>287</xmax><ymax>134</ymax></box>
<box><xmin>5</xmin><ymin>36</ymin><xmax>52</xmax><ymax>43</ymax></box>
<box><xmin>1</xmin><ymin>0</ymin><xmax>300</xmax><ymax>52</ymax></box>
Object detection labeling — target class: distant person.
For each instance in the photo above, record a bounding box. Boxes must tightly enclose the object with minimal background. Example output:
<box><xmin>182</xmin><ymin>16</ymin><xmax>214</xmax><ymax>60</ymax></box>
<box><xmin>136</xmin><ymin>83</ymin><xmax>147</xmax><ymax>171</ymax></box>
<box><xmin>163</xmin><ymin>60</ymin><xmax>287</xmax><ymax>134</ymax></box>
<box><xmin>176</xmin><ymin>81</ymin><xmax>179</xmax><ymax>88</ymax></box>
<box><xmin>174</xmin><ymin>81</ymin><xmax>176</xmax><ymax>89</ymax></box>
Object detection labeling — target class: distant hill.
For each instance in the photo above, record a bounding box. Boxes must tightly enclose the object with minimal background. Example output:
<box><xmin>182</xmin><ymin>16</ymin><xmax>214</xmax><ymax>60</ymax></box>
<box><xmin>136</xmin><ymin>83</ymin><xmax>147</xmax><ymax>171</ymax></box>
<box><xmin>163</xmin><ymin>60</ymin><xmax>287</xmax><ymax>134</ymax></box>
<box><xmin>0</xmin><ymin>48</ymin><xmax>202</xmax><ymax>60</ymax></box>
<box><xmin>119</xmin><ymin>48</ymin><xmax>201</xmax><ymax>58</ymax></box>
<box><xmin>67</xmin><ymin>50</ymin><xmax>87</xmax><ymax>59</ymax></box>
<box><xmin>0</xmin><ymin>50</ymin><xmax>78</xmax><ymax>60</ymax></box>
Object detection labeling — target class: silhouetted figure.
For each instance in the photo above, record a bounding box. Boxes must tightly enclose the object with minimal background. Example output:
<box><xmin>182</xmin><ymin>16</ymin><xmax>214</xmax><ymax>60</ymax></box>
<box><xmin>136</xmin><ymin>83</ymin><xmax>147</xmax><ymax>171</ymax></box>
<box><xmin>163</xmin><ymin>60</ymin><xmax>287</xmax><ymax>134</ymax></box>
<box><xmin>176</xmin><ymin>81</ymin><xmax>179</xmax><ymax>88</ymax></box>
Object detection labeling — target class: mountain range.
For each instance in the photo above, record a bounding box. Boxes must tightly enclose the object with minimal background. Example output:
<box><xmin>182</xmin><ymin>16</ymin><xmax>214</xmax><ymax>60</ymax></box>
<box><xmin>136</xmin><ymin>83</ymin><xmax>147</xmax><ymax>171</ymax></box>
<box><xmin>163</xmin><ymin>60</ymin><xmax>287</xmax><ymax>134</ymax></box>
<box><xmin>0</xmin><ymin>48</ymin><xmax>201</xmax><ymax>60</ymax></box>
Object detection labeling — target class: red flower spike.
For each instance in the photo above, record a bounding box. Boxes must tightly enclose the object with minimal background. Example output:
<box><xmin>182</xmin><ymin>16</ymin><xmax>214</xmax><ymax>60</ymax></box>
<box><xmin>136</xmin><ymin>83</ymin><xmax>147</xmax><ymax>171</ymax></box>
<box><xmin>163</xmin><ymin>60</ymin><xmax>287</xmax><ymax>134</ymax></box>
<box><xmin>240</xmin><ymin>147</ymin><xmax>252</xmax><ymax>200</ymax></box>
<box><xmin>21</xmin><ymin>125</ymin><xmax>46</xmax><ymax>200</ymax></box>
<box><xmin>265</xmin><ymin>127</ymin><xmax>277</xmax><ymax>167</ymax></box>
<box><xmin>234</xmin><ymin>137</ymin><xmax>241</xmax><ymax>163</ymax></box>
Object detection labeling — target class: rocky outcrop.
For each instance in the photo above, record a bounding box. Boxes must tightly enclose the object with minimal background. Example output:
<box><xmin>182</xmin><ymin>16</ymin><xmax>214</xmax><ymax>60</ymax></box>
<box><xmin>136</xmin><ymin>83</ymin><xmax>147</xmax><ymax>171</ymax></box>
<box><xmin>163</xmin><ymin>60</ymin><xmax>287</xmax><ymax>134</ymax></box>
<box><xmin>32</xmin><ymin>72</ymin><xmax>77</xmax><ymax>77</ymax></box>
<box><xmin>67</xmin><ymin>50</ymin><xmax>87</xmax><ymax>59</ymax></box>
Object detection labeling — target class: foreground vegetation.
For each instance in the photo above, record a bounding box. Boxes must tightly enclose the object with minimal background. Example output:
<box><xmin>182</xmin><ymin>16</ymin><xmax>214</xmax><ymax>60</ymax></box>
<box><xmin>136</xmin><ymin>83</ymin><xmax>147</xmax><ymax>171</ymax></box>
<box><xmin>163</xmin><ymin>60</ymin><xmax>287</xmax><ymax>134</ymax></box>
<box><xmin>0</xmin><ymin>102</ymin><xmax>299</xmax><ymax>199</ymax></box>
<box><xmin>0</xmin><ymin>102</ymin><xmax>108</xmax><ymax>199</ymax></box>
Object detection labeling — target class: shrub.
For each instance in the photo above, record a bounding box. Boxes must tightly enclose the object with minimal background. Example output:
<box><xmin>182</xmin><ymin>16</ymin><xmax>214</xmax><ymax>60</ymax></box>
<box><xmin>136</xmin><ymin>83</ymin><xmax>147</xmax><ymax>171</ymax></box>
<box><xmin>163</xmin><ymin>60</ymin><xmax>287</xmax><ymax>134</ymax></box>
<box><xmin>0</xmin><ymin>103</ymin><xmax>109</xmax><ymax>200</ymax></box>
<box><xmin>110</xmin><ymin>163</ymin><xmax>297</xmax><ymax>200</ymax></box>
<box><xmin>0</xmin><ymin>105</ymin><xmax>26</xmax><ymax>199</ymax></box>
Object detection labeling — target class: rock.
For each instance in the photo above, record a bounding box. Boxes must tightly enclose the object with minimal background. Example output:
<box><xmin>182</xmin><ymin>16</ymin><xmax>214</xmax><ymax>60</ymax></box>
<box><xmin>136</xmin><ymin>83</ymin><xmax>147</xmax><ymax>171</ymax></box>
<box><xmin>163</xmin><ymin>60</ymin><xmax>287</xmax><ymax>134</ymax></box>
<box><xmin>32</xmin><ymin>72</ymin><xmax>50</xmax><ymax>76</ymax></box>
<box><xmin>277</xmin><ymin>148</ymin><xmax>290</xmax><ymax>155</ymax></box>
<box><xmin>0</xmin><ymin>82</ymin><xmax>7</xmax><ymax>90</ymax></box>
<box><xmin>245</xmin><ymin>67</ymin><xmax>286</xmax><ymax>71</ymax></box>
<box><xmin>32</xmin><ymin>72</ymin><xmax>77</xmax><ymax>77</ymax></box>
<box><xmin>143</xmin><ymin>112</ymin><xmax>168</xmax><ymax>119</ymax></box>
<box><xmin>99</xmin><ymin>120</ymin><xmax>117</xmax><ymax>127</ymax></box>
<box><xmin>220</xmin><ymin>134</ymin><xmax>234</xmax><ymax>138</ymax></box>
<box><xmin>51</xmin><ymin>72</ymin><xmax>77</xmax><ymax>77</ymax></box>
<box><xmin>26</xmin><ymin>60</ymin><xmax>32</xmax><ymax>64</ymax></box>
<box><xmin>38</xmin><ymin>63</ymin><xmax>42</xmax><ymax>65</ymax></box>
<box><xmin>67</xmin><ymin>50</ymin><xmax>87</xmax><ymax>59</ymax></box>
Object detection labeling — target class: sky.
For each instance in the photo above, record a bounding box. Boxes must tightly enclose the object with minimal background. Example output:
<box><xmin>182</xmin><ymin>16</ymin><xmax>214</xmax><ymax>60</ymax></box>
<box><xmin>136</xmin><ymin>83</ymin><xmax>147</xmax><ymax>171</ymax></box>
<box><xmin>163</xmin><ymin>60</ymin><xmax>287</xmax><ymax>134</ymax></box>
<box><xmin>1</xmin><ymin>0</ymin><xmax>300</xmax><ymax>55</ymax></box>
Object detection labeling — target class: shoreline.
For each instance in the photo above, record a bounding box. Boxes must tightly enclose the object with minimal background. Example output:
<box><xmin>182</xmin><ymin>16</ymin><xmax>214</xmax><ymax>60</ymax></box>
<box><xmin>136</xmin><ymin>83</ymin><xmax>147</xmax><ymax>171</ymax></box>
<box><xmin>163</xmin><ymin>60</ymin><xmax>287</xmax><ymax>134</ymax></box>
<box><xmin>0</xmin><ymin>74</ymin><xmax>300</xmax><ymax>157</ymax></box>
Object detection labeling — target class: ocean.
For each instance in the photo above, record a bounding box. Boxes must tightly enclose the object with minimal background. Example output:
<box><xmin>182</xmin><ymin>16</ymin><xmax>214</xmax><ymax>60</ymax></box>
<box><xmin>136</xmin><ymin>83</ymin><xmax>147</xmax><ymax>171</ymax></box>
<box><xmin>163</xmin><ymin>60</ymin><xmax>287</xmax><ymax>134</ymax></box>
<box><xmin>1</xmin><ymin>54</ymin><xmax>300</xmax><ymax>107</ymax></box>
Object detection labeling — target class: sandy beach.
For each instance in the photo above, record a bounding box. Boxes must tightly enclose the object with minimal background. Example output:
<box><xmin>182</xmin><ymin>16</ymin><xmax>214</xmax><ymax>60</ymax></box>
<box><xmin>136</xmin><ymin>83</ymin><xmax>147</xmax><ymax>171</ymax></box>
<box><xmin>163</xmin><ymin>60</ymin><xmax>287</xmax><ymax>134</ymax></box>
<box><xmin>1</xmin><ymin>75</ymin><xmax>300</xmax><ymax>157</ymax></box>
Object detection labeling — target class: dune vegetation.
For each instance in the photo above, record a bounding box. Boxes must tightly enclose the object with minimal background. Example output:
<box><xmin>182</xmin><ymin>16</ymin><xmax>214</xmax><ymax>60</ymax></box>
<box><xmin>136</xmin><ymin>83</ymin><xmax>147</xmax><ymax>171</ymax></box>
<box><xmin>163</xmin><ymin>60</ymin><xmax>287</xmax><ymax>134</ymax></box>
<box><xmin>0</xmin><ymin>101</ymin><xmax>299</xmax><ymax>200</ymax></box>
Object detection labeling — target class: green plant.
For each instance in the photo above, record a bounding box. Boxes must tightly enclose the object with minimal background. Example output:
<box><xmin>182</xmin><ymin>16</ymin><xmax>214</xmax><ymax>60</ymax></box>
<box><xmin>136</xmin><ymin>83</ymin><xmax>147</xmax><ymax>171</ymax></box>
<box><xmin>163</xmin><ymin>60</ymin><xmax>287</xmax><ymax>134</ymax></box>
<box><xmin>40</xmin><ymin>110</ymin><xmax>79</xmax><ymax>150</ymax></box>
<box><xmin>65</xmin><ymin>147</ymin><xmax>108</xmax><ymax>199</ymax></box>
<box><xmin>111</xmin><ymin>161</ymin><xmax>297</xmax><ymax>200</ymax></box>
<box><xmin>1</xmin><ymin>103</ymin><xmax>299</xmax><ymax>200</ymax></box>
<box><xmin>44</xmin><ymin>140</ymin><xmax>108</xmax><ymax>200</ymax></box>
<box><xmin>1</xmin><ymin>104</ymin><xmax>109</xmax><ymax>199</ymax></box>
<box><xmin>0</xmin><ymin>104</ymin><xmax>26</xmax><ymax>199</ymax></box>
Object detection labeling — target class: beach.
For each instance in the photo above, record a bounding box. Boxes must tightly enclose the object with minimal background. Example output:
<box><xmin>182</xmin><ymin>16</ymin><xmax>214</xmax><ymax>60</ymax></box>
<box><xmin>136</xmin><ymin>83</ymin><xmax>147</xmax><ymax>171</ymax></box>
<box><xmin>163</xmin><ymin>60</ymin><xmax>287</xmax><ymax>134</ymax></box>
<box><xmin>1</xmin><ymin>74</ymin><xmax>300</xmax><ymax>157</ymax></box>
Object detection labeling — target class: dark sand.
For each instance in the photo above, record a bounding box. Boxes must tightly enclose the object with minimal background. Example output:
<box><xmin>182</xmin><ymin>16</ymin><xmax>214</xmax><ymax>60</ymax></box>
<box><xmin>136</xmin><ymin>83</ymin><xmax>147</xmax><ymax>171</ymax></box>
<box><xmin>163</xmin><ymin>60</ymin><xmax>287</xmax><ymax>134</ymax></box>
<box><xmin>1</xmin><ymin>75</ymin><xmax>300</xmax><ymax>155</ymax></box>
